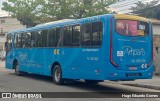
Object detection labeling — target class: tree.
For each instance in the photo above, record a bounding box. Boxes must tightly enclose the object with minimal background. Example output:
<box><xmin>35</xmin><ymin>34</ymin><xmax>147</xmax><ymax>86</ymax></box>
<box><xmin>131</xmin><ymin>0</ymin><xmax>160</xmax><ymax>19</ymax></box>
<box><xmin>2</xmin><ymin>0</ymin><xmax>48</xmax><ymax>27</ymax></box>
<box><xmin>2</xmin><ymin>0</ymin><xmax>116</xmax><ymax>27</ymax></box>
<box><xmin>44</xmin><ymin>0</ymin><xmax>116</xmax><ymax>20</ymax></box>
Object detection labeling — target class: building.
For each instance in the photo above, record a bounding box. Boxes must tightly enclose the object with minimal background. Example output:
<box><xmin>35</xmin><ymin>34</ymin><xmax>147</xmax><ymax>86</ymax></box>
<box><xmin>0</xmin><ymin>16</ymin><xmax>26</xmax><ymax>58</ymax></box>
<box><xmin>109</xmin><ymin>0</ymin><xmax>155</xmax><ymax>14</ymax></box>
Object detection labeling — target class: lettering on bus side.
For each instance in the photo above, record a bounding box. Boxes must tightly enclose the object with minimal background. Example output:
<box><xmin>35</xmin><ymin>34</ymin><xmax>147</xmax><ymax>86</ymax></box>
<box><xmin>117</xmin><ymin>46</ymin><xmax>146</xmax><ymax>57</ymax></box>
<box><xmin>82</xmin><ymin>49</ymin><xmax>99</xmax><ymax>52</ymax></box>
<box><xmin>18</xmin><ymin>52</ymin><xmax>28</xmax><ymax>61</ymax></box>
<box><xmin>87</xmin><ymin>57</ymin><xmax>99</xmax><ymax>61</ymax></box>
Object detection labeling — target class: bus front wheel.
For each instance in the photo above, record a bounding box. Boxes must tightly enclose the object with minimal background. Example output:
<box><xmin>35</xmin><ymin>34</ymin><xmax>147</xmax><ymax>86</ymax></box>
<box><xmin>53</xmin><ymin>65</ymin><xmax>64</xmax><ymax>85</ymax></box>
<box><xmin>14</xmin><ymin>62</ymin><xmax>22</xmax><ymax>76</ymax></box>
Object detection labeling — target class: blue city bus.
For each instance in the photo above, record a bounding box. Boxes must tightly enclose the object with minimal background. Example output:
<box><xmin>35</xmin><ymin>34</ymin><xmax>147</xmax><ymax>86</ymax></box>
<box><xmin>5</xmin><ymin>14</ymin><xmax>153</xmax><ymax>84</ymax></box>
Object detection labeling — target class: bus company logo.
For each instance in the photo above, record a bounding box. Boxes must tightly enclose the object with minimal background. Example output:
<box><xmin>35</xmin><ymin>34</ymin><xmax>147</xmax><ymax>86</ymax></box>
<box><xmin>2</xmin><ymin>93</ymin><xmax>11</xmax><ymax>98</ymax></box>
<box><xmin>122</xmin><ymin>46</ymin><xmax>145</xmax><ymax>56</ymax></box>
<box><xmin>18</xmin><ymin>52</ymin><xmax>28</xmax><ymax>61</ymax></box>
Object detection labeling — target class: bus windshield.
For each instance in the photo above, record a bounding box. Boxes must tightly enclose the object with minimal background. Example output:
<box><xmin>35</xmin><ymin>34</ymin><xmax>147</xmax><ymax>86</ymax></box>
<box><xmin>116</xmin><ymin>20</ymin><xmax>149</xmax><ymax>36</ymax></box>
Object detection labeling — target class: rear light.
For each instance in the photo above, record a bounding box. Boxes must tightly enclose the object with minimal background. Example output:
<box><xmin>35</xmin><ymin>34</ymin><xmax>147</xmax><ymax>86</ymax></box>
<box><xmin>110</xmin><ymin>18</ymin><xmax>118</xmax><ymax>67</ymax></box>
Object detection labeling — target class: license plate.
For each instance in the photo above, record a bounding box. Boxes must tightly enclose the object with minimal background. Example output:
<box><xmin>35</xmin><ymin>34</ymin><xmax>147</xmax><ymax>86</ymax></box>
<box><xmin>129</xmin><ymin>67</ymin><xmax>137</xmax><ymax>70</ymax></box>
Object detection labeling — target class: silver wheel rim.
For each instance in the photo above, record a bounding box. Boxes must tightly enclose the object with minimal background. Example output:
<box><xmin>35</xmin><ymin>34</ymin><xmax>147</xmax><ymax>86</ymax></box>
<box><xmin>55</xmin><ymin>69</ymin><xmax>60</xmax><ymax>82</ymax></box>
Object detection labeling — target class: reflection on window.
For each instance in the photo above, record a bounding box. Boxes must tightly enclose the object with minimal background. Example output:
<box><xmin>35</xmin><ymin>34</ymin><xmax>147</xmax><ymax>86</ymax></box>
<box><xmin>72</xmin><ymin>25</ymin><xmax>80</xmax><ymax>46</ymax></box>
<box><xmin>48</xmin><ymin>29</ymin><xmax>56</xmax><ymax>47</ymax></box>
<box><xmin>36</xmin><ymin>31</ymin><xmax>42</xmax><ymax>47</ymax></box>
<box><xmin>56</xmin><ymin>28</ymin><xmax>61</xmax><ymax>47</ymax></box>
<box><xmin>21</xmin><ymin>33</ymin><xmax>26</xmax><ymax>48</ymax></box>
<box><xmin>42</xmin><ymin>30</ymin><xmax>48</xmax><ymax>47</ymax></box>
<box><xmin>25</xmin><ymin>32</ymin><xmax>31</xmax><ymax>47</ymax></box>
<box><xmin>64</xmin><ymin>26</ymin><xmax>72</xmax><ymax>46</ymax></box>
<box><xmin>14</xmin><ymin>33</ymin><xmax>21</xmax><ymax>48</ymax></box>
<box><xmin>7</xmin><ymin>35</ymin><xmax>12</xmax><ymax>50</ymax></box>
<box><xmin>92</xmin><ymin>21</ymin><xmax>102</xmax><ymax>46</ymax></box>
<box><xmin>82</xmin><ymin>23</ymin><xmax>91</xmax><ymax>46</ymax></box>
<box><xmin>31</xmin><ymin>32</ymin><xmax>36</xmax><ymax>47</ymax></box>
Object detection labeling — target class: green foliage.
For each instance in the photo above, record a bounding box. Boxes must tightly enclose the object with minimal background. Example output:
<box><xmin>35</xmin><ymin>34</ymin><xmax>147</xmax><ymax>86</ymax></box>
<box><xmin>2</xmin><ymin>0</ymin><xmax>45</xmax><ymax>27</ymax></box>
<box><xmin>2</xmin><ymin>0</ymin><xmax>116</xmax><ymax>27</ymax></box>
<box><xmin>131</xmin><ymin>0</ymin><xmax>160</xmax><ymax>19</ymax></box>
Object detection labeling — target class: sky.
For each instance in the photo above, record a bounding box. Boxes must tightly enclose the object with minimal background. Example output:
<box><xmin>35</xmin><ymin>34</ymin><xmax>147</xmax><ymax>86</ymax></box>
<box><xmin>0</xmin><ymin>0</ymin><xmax>8</xmax><ymax>17</ymax></box>
<box><xmin>109</xmin><ymin>0</ymin><xmax>157</xmax><ymax>14</ymax></box>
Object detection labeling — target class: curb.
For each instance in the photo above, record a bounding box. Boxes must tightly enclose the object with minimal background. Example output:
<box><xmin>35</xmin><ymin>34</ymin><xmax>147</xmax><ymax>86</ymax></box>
<box><xmin>123</xmin><ymin>83</ymin><xmax>160</xmax><ymax>90</ymax></box>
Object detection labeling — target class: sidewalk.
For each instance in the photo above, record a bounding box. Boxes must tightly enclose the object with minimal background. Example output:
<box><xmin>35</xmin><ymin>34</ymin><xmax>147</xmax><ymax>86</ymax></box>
<box><xmin>0</xmin><ymin>60</ymin><xmax>5</xmax><ymax>68</ymax></box>
<box><xmin>109</xmin><ymin>76</ymin><xmax>160</xmax><ymax>90</ymax></box>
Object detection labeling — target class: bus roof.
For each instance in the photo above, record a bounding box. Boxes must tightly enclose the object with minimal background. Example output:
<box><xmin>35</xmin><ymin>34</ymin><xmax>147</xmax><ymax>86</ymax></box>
<box><xmin>115</xmin><ymin>14</ymin><xmax>149</xmax><ymax>22</ymax></box>
<box><xmin>8</xmin><ymin>14</ymin><xmax>149</xmax><ymax>35</ymax></box>
<box><xmin>8</xmin><ymin>14</ymin><xmax>113</xmax><ymax>34</ymax></box>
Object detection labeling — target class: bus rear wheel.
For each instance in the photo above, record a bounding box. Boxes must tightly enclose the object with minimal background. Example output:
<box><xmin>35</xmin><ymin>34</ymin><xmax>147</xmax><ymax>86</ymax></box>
<box><xmin>14</xmin><ymin>62</ymin><xmax>22</xmax><ymax>76</ymax></box>
<box><xmin>53</xmin><ymin>65</ymin><xmax>64</xmax><ymax>85</ymax></box>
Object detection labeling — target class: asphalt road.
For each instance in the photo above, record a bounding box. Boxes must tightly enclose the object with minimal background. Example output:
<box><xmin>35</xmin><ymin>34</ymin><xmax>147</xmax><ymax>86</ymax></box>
<box><xmin>0</xmin><ymin>65</ymin><xmax>160</xmax><ymax>101</ymax></box>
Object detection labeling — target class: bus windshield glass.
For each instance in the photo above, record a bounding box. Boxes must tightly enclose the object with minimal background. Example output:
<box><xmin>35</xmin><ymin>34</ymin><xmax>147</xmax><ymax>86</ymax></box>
<box><xmin>116</xmin><ymin>20</ymin><xmax>149</xmax><ymax>36</ymax></box>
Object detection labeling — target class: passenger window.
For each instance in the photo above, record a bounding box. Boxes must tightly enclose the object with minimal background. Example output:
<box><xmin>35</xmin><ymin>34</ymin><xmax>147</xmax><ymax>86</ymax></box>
<box><xmin>55</xmin><ymin>28</ymin><xmax>61</xmax><ymax>47</ymax></box>
<box><xmin>14</xmin><ymin>33</ymin><xmax>22</xmax><ymax>48</ymax></box>
<box><xmin>48</xmin><ymin>28</ymin><xmax>56</xmax><ymax>47</ymax></box>
<box><xmin>72</xmin><ymin>25</ymin><xmax>80</xmax><ymax>46</ymax></box>
<box><xmin>92</xmin><ymin>21</ymin><xmax>103</xmax><ymax>46</ymax></box>
<box><xmin>82</xmin><ymin>23</ymin><xmax>92</xmax><ymax>46</ymax></box>
<box><xmin>42</xmin><ymin>30</ymin><xmax>48</xmax><ymax>47</ymax></box>
<box><xmin>25</xmin><ymin>32</ymin><xmax>31</xmax><ymax>47</ymax></box>
<box><xmin>31</xmin><ymin>32</ymin><xmax>37</xmax><ymax>47</ymax></box>
<box><xmin>36</xmin><ymin>31</ymin><xmax>43</xmax><ymax>47</ymax></box>
<box><xmin>64</xmin><ymin>26</ymin><xmax>72</xmax><ymax>47</ymax></box>
<box><xmin>21</xmin><ymin>33</ymin><xmax>26</xmax><ymax>48</ymax></box>
<box><xmin>6</xmin><ymin>34</ymin><xmax>12</xmax><ymax>50</ymax></box>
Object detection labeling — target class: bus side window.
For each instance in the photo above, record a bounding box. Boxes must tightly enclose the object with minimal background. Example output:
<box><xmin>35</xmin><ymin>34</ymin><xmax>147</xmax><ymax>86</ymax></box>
<box><xmin>82</xmin><ymin>23</ymin><xmax>92</xmax><ymax>47</ymax></box>
<box><xmin>64</xmin><ymin>26</ymin><xmax>72</xmax><ymax>47</ymax></box>
<box><xmin>21</xmin><ymin>33</ymin><xmax>26</xmax><ymax>48</ymax></box>
<box><xmin>14</xmin><ymin>33</ymin><xmax>22</xmax><ymax>48</ymax></box>
<box><xmin>36</xmin><ymin>31</ymin><xmax>43</xmax><ymax>47</ymax></box>
<box><xmin>25</xmin><ymin>32</ymin><xmax>31</xmax><ymax>47</ymax></box>
<box><xmin>31</xmin><ymin>32</ymin><xmax>36</xmax><ymax>47</ymax></box>
<box><xmin>55</xmin><ymin>28</ymin><xmax>61</xmax><ymax>47</ymax></box>
<box><xmin>42</xmin><ymin>30</ymin><xmax>48</xmax><ymax>47</ymax></box>
<box><xmin>6</xmin><ymin>34</ymin><xmax>12</xmax><ymax>50</ymax></box>
<box><xmin>72</xmin><ymin>25</ymin><xmax>80</xmax><ymax>46</ymax></box>
<box><xmin>92</xmin><ymin>21</ymin><xmax>103</xmax><ymax>46</ymax></box>
<box><xmin>14</xmin><ymin>34</ymin><xmax>17</xmax><ymax>48</ymax></box>
<box><xmin>48</xmin><ymin>28</ymin><xmax>56</xmax><ymax>47</ymax></box>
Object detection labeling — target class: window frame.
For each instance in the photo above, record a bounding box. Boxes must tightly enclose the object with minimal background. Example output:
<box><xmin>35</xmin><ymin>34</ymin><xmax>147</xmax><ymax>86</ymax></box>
<box><xmin>81</xmin><ymin>21</ymin><xmax>103</xmax><ymax>48</ymax></box>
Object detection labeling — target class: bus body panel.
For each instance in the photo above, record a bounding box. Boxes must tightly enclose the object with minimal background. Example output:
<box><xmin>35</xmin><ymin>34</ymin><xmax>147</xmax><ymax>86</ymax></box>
<box><xmin>5</xmin><ymin>14</ymin><xmax>153</xmax><ymax>81</ymax></box>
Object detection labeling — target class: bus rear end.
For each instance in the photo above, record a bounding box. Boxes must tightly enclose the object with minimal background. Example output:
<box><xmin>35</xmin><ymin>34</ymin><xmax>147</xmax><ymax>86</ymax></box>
<box><xmin>108</xmin><ymin>14</ymin><xmax>153</xmax><ymax>80</ymax></box>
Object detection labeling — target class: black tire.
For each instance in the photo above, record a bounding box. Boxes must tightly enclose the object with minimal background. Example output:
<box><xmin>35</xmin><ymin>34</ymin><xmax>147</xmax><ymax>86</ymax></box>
<box><xmin>85</xmin><ymin>80</ymin><xmax>99</xmax><ymax>85</ymax></box>
<box><xmin>53</xmin><ymin>65</ymin><xmax>64</xmax><ymax>85</ymax></box>
<box><xmin>14</xmin><ymin>62</ymin><xmax>22</xmax><ymax>76</ymax></box>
